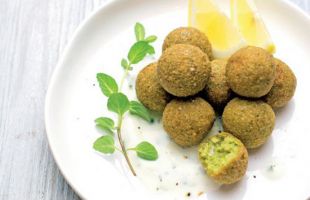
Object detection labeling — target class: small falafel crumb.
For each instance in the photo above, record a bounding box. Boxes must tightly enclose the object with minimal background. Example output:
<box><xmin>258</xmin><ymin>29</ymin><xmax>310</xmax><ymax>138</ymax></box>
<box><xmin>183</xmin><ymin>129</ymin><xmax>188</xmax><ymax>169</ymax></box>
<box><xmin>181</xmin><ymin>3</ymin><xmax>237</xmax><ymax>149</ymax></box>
<box><xmin>198</xmin><ymin>191</ymin><xmax>204</xmax><ymax>196</ymax></box>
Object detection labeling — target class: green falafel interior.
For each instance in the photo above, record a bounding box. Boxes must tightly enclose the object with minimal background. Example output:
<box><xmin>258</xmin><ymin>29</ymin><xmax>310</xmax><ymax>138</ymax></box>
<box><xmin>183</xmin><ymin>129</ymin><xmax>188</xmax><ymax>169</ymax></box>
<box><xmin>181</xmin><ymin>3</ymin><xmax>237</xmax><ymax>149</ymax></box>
<box><xmin>199</xmin><ymin>132</ymin><xmax>243</xmax><ymax>176</ymax></box>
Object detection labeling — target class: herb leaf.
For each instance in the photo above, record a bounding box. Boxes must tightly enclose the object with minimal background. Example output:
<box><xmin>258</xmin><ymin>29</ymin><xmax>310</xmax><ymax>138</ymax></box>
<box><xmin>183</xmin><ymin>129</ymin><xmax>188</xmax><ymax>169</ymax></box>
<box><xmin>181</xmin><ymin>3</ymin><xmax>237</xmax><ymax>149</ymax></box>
<box><xmin>95</xmin><ymin>117</ymin><xmax>114</xmax><ymax>134</ymax></box>
<box><xmin>128</xmin><ymin>41</ymin><xmax>153</xmax><ymax>64</ymax></box>
<box><xmin>146</xmin><ymin>45</ymin><xmax>155</xmax><ymax>55</ymax></box>
<box><xmin>107</xmin><ymin>93</ymin><xmax>130</xmax><ymax>116</ymax></box>
<box><xmin>133</xmin><ymin>141</ymin><xmax>158</xmax><ymax>160</ymax></box>
<box><xmin>121</xmin><ymin>58</ymin><xmax>132</xmax><ymax>70</ymax></box>
<box><xmin>129</xmin><ymin>101</ymin><xmax>152</xmax><ymax>122</ymax></box>
<box><xmin>135</xmin><ymin>22</ymin><xmax>145</xmax><ymax>41</ymax></box>
<box><xmin>97</xmin><ymin>73</ymin><xmax>118</xmax><ymax>97</ymax></box>
<box><xmin>93</xmin><ymin>135</ymin><xmax>115</xmax><ymax>154</ymax></box>
<box><xmin>144</xmin><ymin>35</ymin><xmax>157</xmax><ymax>43</ymax></box>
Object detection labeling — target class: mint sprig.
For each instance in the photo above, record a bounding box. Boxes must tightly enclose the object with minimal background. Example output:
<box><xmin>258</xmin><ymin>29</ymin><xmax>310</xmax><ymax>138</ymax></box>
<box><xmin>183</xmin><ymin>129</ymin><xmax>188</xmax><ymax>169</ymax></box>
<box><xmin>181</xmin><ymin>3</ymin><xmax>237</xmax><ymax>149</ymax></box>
<box><xmin>128</xmin><ymin>41</ymin><xmax>154</xmax><ymax>64</ymax></box>
<box><xmin>92</xmin><ymin>22</ymin><xmax>158</xmax><ymax>176</ymax></box>
<box><xmin>95</xmin><ymin>117</ymin><xmax>115</xmax><ymax>135</ymax></box>
<box><xmin>135</xmin><ymin>22</ymin><xmax>145</xmax><ymax>41</ymax></box>
<box><xmin>97</xmin><ymin>73</ymin><xmax>118</xmax><ymax>97</ymax></box>
<box><xmin>129</xmin><ymin>101</ymin><xmax>152</xmax><ymax>122</ymax></box>
<box><xmin>93</xmin><ymin>135</ymin><xmax>115</xmax><ymax>154</ymax></box>
<box><xmin>129</xmin><ymin>141</ymin><xmax>158</xmax><ymax>161</ymax></box>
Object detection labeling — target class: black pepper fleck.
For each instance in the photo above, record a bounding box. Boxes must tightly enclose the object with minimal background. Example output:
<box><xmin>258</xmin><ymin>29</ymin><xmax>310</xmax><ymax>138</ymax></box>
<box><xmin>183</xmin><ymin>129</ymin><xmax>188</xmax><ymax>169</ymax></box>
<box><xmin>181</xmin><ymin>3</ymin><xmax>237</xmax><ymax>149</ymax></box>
<box><xmin>156</xmin><ymin>187</ymin><xmax>159</xmax><ymax>191</ymax></box>
<box><xmin>187</xmin><ymin>192</ymin><xmax>191</xmax><ymax>197</ymax></box>
<box><xmin>92</xmin><ymin>83</ymin><xmax>95</xmax><ymax>86</ymax></box>
<box><xmin>150</xmin><ymin>118</ymin><xmax>155</xmax><ymax>123</ymax></box>
<box><xmin>253</xmin><ymin>175</ymin><xmax>256</xmax><ymax>178</ymax></box>
<box><xmin>138</xmin><ymin>126</ymin><xmax>141</xmax><ymax>130</ymax></box>
<box><xmin>129</xmin><ymin>84</ymin><xmax>133</xmax><ymax>89</ymax></box>
<box><xmin>176</xmin><ymin>182</ymin><xmax>179</xmax><ymax>186</ymax></box>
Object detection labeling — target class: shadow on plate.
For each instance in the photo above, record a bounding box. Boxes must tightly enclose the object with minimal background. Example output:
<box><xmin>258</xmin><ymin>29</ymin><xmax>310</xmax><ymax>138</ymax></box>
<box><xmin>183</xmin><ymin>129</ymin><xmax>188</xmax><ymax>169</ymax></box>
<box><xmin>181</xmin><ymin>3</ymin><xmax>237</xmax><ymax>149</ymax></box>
<box><xmin>274</xmin><ymin>100</ymin><xmax>295</xmax><ymax>128</ymax></box>
<box><xmin>205</xmin><ymin>178</ymin><xmax>248</xmax><ymax>200</ymax></box>
<box><xmin>247</xmin><ymin>136</ymin><xmax>274</xmax><ymax>171</ymax></box>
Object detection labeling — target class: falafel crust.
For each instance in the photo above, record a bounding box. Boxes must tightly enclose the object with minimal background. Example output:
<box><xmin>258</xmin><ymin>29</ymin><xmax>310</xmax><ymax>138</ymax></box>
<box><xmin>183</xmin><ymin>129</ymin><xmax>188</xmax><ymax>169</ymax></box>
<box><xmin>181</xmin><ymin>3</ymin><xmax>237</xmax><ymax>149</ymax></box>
<box><xmin>226</xmin><ymin>46</ymin><xmax>275</xmax><ymax>98</ymax></box>
<box><xmin>205</xmin><ymin>59</ymin><xmax>232</xmax><ymax>108</ymax></box>
<box><xmin>158</xmin><ymin>44</ymin><xmax>211</xmax><ymax>97</ymax></box>
<box><xmin>135</xmin><ymin>62</ymin><xmax>171</xmax><ymax>112</ymax></box>
<box><xmin>162</xmin><ymin>27</ymin><xmax>213</xmax><ymax>60</ymax></box>
<box><xmin>199</xmin><ymin>132</ymin><xmax>248</xmax><ymax>184</ymax></box>
<box><xmin>264</xmin><ymin>58</ymin><xmax>297</xmax><ymax>109</ymax></box>
<box><xmin>163</xmin><ymin>97</ymin><xmax>215</xmax><ymax>147</ymax></box>
<box><xmin>222</xmin><ymin>98</ymin><xmax>275</xmax><ymax>149</ymax></box>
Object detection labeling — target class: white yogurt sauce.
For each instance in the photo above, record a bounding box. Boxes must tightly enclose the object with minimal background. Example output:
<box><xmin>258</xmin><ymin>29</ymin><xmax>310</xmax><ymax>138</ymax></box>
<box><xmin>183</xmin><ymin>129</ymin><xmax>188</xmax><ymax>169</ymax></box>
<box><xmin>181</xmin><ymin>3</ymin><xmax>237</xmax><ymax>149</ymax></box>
<box><xmin>121</xmin><ymin>103</ymin><xmax>223</xmax><ymax>199</ymax></box>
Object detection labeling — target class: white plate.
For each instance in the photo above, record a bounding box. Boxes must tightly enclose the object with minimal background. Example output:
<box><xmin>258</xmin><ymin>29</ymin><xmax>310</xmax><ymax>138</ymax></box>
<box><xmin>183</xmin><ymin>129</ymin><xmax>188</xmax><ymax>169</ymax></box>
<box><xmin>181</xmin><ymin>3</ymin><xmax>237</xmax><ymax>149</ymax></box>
<box><xmin>45</xmin><ymin>0</ymin><xmax>310</xmax><ymax>199</ymax></box>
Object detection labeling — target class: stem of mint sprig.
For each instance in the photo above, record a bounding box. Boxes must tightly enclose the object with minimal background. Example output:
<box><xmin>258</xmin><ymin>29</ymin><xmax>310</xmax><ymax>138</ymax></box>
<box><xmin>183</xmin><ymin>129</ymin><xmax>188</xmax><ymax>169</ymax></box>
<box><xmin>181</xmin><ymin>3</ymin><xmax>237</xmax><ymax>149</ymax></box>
<box><xmin>93</xmin><ymin>23</ymin><xmax>158</xmax><ymax>176</ymax></box>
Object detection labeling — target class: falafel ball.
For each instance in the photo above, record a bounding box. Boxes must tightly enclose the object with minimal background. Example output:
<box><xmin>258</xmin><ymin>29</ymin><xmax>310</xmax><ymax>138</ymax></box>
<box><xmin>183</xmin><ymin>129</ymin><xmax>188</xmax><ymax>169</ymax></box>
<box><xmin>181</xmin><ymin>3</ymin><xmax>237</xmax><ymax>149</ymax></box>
<box><xmin>135</xmin><ymin>62</ymin><xmax>171</xmax><ymax>112</ymax></box>
<box><xmin>162</xmin><ymin>27</ymin><xmax>213</xmax><ymax>60</ymax></box>
<box><xmin>226</xmin><ymin>46</ymin><xmax>275</xmax><ymax>98</ymax></box>
<box><xmin>222</xmin><ymin>98</ymin><xmax>275</xmax><ymax>149</ymax></box>
<box><xmin>205</xmin><ymin>59</ymin><xmax>232</xmax><ymax>108</ymax></box>
<box><xmin>264</xmin><ymin>58</ymin><xmax>297</xmax><ymax>109</ymax></box>
<box><xmin>163</xmin><ymin>97</ymin><xmax>215</xmax><ymax>147</ymax></box>
<box><xmin>158</xmin><ymin>44</ymin><xmax>211</xmax><ymax>97</ymax></box>
<box><xmin>199</xmin><ymin>132</ymin><xmax>248</xmax><ymax>184</ymax></box>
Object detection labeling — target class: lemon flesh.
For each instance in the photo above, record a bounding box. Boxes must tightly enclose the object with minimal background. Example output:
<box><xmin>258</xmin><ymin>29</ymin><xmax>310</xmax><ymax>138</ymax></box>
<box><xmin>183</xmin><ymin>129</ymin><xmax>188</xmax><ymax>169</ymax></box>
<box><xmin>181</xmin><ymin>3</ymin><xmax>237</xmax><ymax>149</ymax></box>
<box><xmin>189</xmin><ymin>0</ymin><xmax>246</xmax><ymax>58</ymax></box>
<box><xmin>231</xmin><ymin>0</ymin><xmax>276</xmax><ymax>53</ymax></box>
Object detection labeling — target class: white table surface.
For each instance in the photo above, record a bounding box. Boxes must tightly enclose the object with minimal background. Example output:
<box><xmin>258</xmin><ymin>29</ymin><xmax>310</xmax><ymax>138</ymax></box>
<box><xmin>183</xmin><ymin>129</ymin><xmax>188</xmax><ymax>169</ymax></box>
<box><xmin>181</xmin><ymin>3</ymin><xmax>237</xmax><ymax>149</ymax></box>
<box><xmin>0</xmin><ymin>0</ymin><xmax>309</xmax><ymax>199</ymax></box>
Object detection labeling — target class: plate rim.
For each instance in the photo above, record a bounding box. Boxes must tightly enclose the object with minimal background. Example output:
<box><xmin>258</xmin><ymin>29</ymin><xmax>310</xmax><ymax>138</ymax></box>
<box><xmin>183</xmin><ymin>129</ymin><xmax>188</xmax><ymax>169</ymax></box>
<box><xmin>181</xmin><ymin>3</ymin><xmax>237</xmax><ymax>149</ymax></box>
<box><xmin>44</xmin><ymin>0</ymin><xmax>310</xmax><ymax>199</ymax></box>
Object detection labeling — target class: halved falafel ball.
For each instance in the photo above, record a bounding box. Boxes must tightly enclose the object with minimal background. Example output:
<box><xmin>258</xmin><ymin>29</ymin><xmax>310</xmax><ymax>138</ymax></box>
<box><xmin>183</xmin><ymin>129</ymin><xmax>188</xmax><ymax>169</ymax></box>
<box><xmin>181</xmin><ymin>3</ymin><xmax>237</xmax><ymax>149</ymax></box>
<box><xmin>136</xmin><ymin>62</ymin><xmax>171</xmax><ymax>112</ymax></box>
<box><xmin>205</xmin><ymin>59</ymin><xmax>232</xmax><ymax>108</ymax></box>
<box><xmin>226</xmin><ymin>46</ymin><xmax>275</xmax><ymax>98</ymax></box>
<box><xmin>162</xmin><ymin>27</ymin><xmax>213</xmax><ymax>60</ymax></box>
<box><xmin>158</xmin><ymin>44</ymin><xmax>211</xmax><ymax>97</ymax></box>
<box><xmin>163</xmin><ymin>97</ymin><xmax>215</xmax><ymax>147</ymax></box>
<box><xmin>264</xmin><ymin>58</ymin><xmax>297</xmax><ymax>109</ymax></box>
<box><xmin>222</xmin><ymin>98</ymin><xmax>275</xmax><ymax>149</ymax></box>
<box><xmin>199</xmin><ymin>132</ymin><xmax>248</xmax><ymax>184</ymax></box>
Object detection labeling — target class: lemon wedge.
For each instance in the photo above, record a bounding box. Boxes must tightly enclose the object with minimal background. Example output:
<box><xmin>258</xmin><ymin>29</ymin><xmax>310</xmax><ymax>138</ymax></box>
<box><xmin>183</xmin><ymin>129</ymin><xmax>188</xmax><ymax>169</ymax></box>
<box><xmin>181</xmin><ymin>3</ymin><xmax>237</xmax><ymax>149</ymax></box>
<box><xmin>231</xmin><ymin>0</ymin><xmax>276</xmax><ymax>53</ymax></box>
<box><xmin>189</xmin><ymin>0</ymin><xmax>246</xmax><ymax>59</ymax></box>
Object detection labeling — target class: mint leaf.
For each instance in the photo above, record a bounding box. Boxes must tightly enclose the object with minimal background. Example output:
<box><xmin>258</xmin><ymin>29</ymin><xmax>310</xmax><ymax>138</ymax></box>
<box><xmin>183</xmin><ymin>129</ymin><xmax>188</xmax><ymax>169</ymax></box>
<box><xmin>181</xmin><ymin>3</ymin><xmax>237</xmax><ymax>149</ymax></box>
<box><xmin>135</xmin><ymin>23</ymin><xmax>145</xmax><ymax>41</ymax></box>
<box><xmin>96</xmin><ymin>73</ymin><xmax>118</xmax><ymax>97</ymax></box>
<box><xmin>128</xmin><ymin>41</ymin><xmax>152</xmax><ymax>64</ymax></box>
<box><xmin>129</xmin><ymin>101</ymin><xmax>152</xmax><ymax>122</ymax></box>
<box><xmin>146</xmin><ymin>45</ymin><xmax>155</xmax><ymax>55</ymax></box>
<box><xmin>107</xmin><ymin>93</ymin><xmax>130</xmax><ymax>116</ymax></box>
<box><xmin>133</xmin><ymin>141</ymin><xmax>158</xmax><ymax>161</ymax></box>
<box><xmin>121</xmin><ymin>58</ymin><xmax>133</xmax><ymax>70</ymax></box>
<box><xmin>95</xmin><ymin>117</ymin><xmax>114</xmax><ymax>134</ymax></box>
<box><xmin>93</xmin><ymin>135</ymin><xmax>115</xmax><ymax>154</ymax></box>
<box><xmin>121</xmin><ymin>58</ymin><xmax>129</xmax><ymax>69</ymax></box>
<box><xmin>144</xmin><ymin>35</ymin><xmax>157</xmax><ymax>43</ymax></box>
